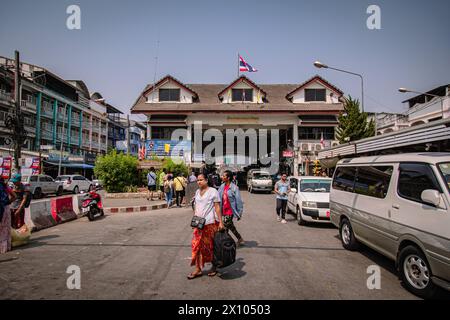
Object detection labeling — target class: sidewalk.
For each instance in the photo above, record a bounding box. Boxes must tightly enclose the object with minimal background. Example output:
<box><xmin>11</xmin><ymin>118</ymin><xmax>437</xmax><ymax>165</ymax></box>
<box><xmin>103</xmin><ymin>197</ymin><xmax>168</xmax><ymax>214</ymax></box>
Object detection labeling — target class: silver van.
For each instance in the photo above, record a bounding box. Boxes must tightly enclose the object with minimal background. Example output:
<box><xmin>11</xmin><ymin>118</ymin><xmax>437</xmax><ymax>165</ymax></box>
<box><xmin>330</xmin><ymin>153</ymin><xmax>450</xmax><ymax>298</ymax></box>
<box><xmin>247</xmin><ymin>170</ymin><xmax>273</xmax><ymax>193</ymax></box>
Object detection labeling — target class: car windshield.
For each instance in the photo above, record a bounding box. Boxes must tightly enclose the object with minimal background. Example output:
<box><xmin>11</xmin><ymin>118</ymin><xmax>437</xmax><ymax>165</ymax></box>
<box><xmin>56</xmin><ymin>176</ymin><xmax>71</xmax><ymax>181</ymax></box>
<box><xmin>300</xmin><ymin>179</ymin><xmax>331</xmax><ymax>192</ymax></box>
<box><xmin>253</xmin><ymin>173</ymin><xmax>271</xmax><ymax>180</ymax></box>
<box><xmin>437</xmin><ymin>162</ymin><xmax>450</xmax><ymax>194</ymax></box>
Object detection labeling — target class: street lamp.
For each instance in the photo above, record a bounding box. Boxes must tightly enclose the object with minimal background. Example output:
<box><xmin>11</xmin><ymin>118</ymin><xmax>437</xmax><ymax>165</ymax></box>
<box><xmin>314</xmin><ymin>60</ymin><xmax>365</xmax><ymax>112</ymax></box>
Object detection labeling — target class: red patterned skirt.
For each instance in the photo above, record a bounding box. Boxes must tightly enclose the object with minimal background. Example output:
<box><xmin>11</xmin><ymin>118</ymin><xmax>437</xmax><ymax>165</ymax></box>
<box><xmin>191</xmin><ymin>222</ymin><xmax>219</xmax><ymax>268</ymax></box>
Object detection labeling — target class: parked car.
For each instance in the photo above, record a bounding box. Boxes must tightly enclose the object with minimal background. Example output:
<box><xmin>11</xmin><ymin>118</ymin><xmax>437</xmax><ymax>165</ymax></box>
<box><xmin>330</xmin><ymin>153</ymin><xmax>450</xmax><ymax>299</ymax></box>
<box><xmin>55</xmin><ymin>175</ymin><xmax>93</xmax><ymax>194</ymax></box>
<box><xmin>22</xmin><ymin>174</ymin><xmax>64</xmax><ymax>199</ymax></box>
<box><xmin>247</xmin><ymin>170</ymin><xmax>273</xmax><ymax>193</ymax></box>
<box><xmin>92</xmin><ymin>179</ymin><xmax>103</xmax><ymax>189</ymax></box>
<box><xmin>286</xmin><ymin>176</ymin><xmax>332</xmax><ymax>225</ymax></box>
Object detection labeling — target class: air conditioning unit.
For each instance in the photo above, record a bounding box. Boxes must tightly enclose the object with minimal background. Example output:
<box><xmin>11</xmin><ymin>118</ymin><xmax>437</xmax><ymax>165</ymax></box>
<box><xmin>315</xmin><ymin>143</ymin><xmax>322</xmax><ymax>151</ymax></box>
<box><xmin>300</xmin><ymin>143</ymin><xmax>311</xmax><ymax>152</ymax></box>
<box><xmin>331</xmin><ymin>140</ymin><xmax>340</xmax><ymax>147</ymax></box>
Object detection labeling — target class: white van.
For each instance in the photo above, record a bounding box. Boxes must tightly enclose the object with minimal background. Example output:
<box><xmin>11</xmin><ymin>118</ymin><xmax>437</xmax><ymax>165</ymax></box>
<box><xmin>330</xmin><ymin>153</ymin><xmax>450</xmax><ymax>298</ymax></box>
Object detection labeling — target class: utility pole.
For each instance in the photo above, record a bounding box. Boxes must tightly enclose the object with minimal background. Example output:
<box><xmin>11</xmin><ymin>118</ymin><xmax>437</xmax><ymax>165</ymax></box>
<box><xmin>13</xmin><ymin>50</ymin><xmax>22</xmax><ymax>172</ymax></box>
<box><xmin>126</xmin><ymin>114</ymin><xmax>131</xmax><ymax>155</ymax></box>
<box><xmin>58</xmin><ymin>103</ymin><xmax>67</xmax><ymax>176</ymax></box>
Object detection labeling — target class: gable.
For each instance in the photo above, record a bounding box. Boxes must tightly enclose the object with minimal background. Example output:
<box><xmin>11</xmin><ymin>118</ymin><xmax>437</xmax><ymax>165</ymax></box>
<box><xmin>218</xmin><ymin>76</ymin><xmax>267</xmax><ymax>103</ymax></box>
<box><xmin>286</xmin><ymin>75</ymin><xmax>343</xmax><ymax>102</ymax></box>
<box><xmin>143</xmin><ymin>75</ymin><xmax>198</xmax><ymax>103</ymax></box>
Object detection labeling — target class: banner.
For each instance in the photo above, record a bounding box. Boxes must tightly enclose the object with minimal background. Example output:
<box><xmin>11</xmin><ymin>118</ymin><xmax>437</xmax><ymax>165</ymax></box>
<box><xmin>0</xmin><ymin>156</ymin><xmax>12</xmax><ymax>179</ymax></box>
<box><xmin>145</xmin><ymin>140</ymin><xmax>191</xmax><ymax>158</ymax></box>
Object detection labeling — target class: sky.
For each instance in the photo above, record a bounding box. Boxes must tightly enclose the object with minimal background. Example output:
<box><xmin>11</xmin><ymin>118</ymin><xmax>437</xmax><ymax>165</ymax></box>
<box><xmin>1</xmin><ymin>0</ymin><xmax>449</xmax><ymax>121</ymax></box>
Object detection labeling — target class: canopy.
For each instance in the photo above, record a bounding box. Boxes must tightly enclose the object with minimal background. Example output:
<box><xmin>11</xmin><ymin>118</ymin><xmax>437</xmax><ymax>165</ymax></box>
<box><xmin>44</xmin><ymin>161</ymin><xmax>94</xmax><ymax>169</ymax></box>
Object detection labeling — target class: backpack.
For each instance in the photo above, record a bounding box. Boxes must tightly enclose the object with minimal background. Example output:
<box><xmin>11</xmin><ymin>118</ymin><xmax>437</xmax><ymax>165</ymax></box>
<box><xmin>213</xmin><ymin>230</ymin><xmax>236</xmax><ymax>269</ymax></box>
<box><xmin>163</xmin><ymin>181</ymin><xmax>171</xmax><ymax>193</ymax></box>
<box><xmin>0</xmin><ymin>183</ymin><xmax>10</xmax><ymax>221</ymax></box>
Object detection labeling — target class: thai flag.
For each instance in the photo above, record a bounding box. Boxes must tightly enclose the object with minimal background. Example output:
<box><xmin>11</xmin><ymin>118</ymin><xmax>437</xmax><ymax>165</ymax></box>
<box><xmin>320</xmin><ymin>132</ymin><xmax>325</xmax><ymax>148</ymax></box>
<box><xmin>239</xmin><ymin>55</ymin><xmax>258</xmax><ymax>72</ymax></box>
<box><xmin>139</xmin><ymin>142</ymin><xmax>146</xmax><ymax>160</ymax></box>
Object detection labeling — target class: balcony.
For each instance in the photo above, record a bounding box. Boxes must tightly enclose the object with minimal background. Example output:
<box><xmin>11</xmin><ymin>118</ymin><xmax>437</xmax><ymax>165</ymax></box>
<box><xmin>376</xmin><ymin>114</ymin><xmax>409</xmax><ymax>130</ymax></box>
<box><xmin>0</xmin><ymin>91</ymin><xmax>13</xmax><ymax>106</ymax></box>
<box><xmin>21</xmin><ymin>99</ymin><xmax>37</xmax><ymax>112</ymax></box>
<box><xmin>82</xmin><ymin>139</ymin><xmax>90</xmax><ymax>147</ymax></box>
<box><xmin>42</xmin><ymin>129</ymin><xmax>53</xmax><ymax>140</ymax></box>
<box><xmin>71</xmin><ymin>115</ymin><xmax>81</xmax><ymax>126</ymax></box>
<box><xmin>91</xmin><ymin>141</ymin><xmax>100</xmax><ymax>149</ymax></box>
<box><xmin>70</xmin><ymin>136</ymin><xmax>79</xmax><ymax>145</ymax></box>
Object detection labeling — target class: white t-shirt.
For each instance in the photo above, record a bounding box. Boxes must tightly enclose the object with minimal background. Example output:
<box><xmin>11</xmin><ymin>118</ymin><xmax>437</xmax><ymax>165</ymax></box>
<box><xmin>194</xmin><ymin>187</ymin><xmax>220</xmax><ymax>225</ymax></box>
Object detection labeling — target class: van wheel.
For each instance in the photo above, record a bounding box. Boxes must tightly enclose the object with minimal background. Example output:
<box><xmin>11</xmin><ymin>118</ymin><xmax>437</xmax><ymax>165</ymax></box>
<box><xmin>73</xmin><ymin>186</ymin><xmax>79</xmax><ymax>194</ymax></box>
<box><xmin>56</xmin><ymin>186</ymin><xmax>63</xmax><ymax>196</ymax></box>
<box><xmin>398</xmin><ymin>245</ymin><xmax>438</xmax><ymax>299</ymax></box>
<box><xmin>297</xmin><ymin>206</ymin><xmax>305</xmax><ymax>226</ymax></box>
<box><xmin>339</xmin><ymin>218</ymin><xmax>359</xmax><ymax>251</ymax></box>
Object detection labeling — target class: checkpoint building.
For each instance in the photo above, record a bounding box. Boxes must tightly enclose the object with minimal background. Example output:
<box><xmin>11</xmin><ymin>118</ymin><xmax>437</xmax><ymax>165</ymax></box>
<box><xmin>131</xmin><ymin>74</ymin><xmax>345</xmax><ymax>175</ymax></box>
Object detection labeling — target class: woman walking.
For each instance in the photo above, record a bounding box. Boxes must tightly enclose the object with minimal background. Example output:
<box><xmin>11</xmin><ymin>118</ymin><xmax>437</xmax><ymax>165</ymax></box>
<box><xmin>163</xmin><ymin>175</ymin><xmax>174</xmax><ymax>208</ymax></box>
<box><xmin>0</xmin><ymin>177</ymin><xmax>17</xmax><ymax>254</ymax></box>
<box><xmin>188</xmin><ymin>173</ymin><xmax>224</xmax><ymax>279</ymax></box>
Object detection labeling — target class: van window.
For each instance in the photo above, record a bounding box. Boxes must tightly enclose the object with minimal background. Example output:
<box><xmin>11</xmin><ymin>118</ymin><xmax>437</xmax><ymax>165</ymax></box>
<box><xmin>437</xmin><ymin>162</ymin><xmax>450</xmax><ymax>194</ymax></box>
<box><xmin>398</xmin><ymin>163</ymin><xmax>442</xmax><ymax>204</ymax></box>
<box><xmin>30</xmin><ymin>176</ymin><xmax>38</xmax><ymax>182</ymax></box>
<box><xmin>332</xmin><ymin>167</ymin><xmax>356</xmax><ymax>192</ymax></box>
<box><xmin>354</xmin><ymin>166</ymin><xmax>393</xmax><ymax>199</ymax></box>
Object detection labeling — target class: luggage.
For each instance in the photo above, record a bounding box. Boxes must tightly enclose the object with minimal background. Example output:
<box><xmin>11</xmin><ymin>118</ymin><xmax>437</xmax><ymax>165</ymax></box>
<box><xmin>11</xmin><ymin>224</ymin><xmax>31</xmax><ymax>248</ymax></box>
<box><xmin>213</xmin><ymin>230</ymin><xmax>236</xmax><ymax>268</ymax></box>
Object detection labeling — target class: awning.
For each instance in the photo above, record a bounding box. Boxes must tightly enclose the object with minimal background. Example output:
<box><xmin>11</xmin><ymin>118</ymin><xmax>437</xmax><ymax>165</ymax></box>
<box><xmin>44</xmin><ymin>161</ymin><xmax>94</xmax><ymax>169</ymax></box>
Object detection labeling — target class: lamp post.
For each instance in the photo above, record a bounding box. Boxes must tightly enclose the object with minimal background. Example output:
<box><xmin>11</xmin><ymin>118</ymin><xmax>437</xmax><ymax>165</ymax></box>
<box><xmin>314</xmin><ymin>61</ymin><xmax>365</xmax><ymax>112</ymax></box>
<box><xmin>398</xmin><ymin>88</ymin><xmax>445</xmax><ymax>118</ymax></box>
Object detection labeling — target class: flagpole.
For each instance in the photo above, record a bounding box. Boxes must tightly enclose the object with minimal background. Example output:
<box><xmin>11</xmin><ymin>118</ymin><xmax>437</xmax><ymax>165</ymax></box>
<box><xmin>237</xmin><ymin>52</ymin><xmax>240</xmax><ymax>78</ymax></box>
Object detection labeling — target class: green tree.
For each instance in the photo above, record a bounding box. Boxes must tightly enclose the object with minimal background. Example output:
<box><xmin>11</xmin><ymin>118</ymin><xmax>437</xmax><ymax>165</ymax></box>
<box><xmin>336</xmin><ymin>96</ymin><xmax>375</xmax><ymax>143</ymax></box>
<box><xmin>94</xmin><ymin>150</ymin><xmax>139</xmax><ymax>193</ymax></box>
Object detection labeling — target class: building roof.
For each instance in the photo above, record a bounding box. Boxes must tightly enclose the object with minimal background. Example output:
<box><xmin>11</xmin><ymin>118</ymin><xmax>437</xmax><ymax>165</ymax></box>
<box><xmin>217</xmin><ymin>75</ymin><xmax>267</xmax><ymax>98</ymax></box>
<box><xmin>286</xmin><ymin>75</ymin><xmax>344</xmax><ymax>99</ymax></box>
<box><xmin>402</xmin><ymin>84</ymin><xmax>450</xmax><ymax>106</ymax></box>
<box><xmin>131</xmin><ymin>81</ymin><xmax>344</xmax><ymax>114</ymax></box>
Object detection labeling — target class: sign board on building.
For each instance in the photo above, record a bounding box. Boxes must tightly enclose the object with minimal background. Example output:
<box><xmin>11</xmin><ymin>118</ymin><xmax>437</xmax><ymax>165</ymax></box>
<box><xmin>282</xmin><ymin>150</ymin><xmax>294</xmax><ymax>158</ymax></box>
<box><xmin>40</xmin><ymin>145</ymin><xmax>54</xmax><ymax>150</ymax></box>
<box><xmin>145</xmin><ymin>140</ymin><xmax>191</xmax><ymax>158</ymax></box>
<box><xmin>48</xmin><ymin>151</ymin><xmax>69</xmax><ymax>162</ymax></box>
<box><xmin>84</xmin><ymin>152</ymin><xmax>97</xmax><ymax>165</ymax></box>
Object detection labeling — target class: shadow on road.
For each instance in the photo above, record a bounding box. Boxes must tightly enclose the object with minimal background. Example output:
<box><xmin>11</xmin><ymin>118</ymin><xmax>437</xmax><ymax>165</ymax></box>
<box><xmin>218</xmin><ymin>258</ymin><xmax>246</xmax><ymax>280</ymax></box>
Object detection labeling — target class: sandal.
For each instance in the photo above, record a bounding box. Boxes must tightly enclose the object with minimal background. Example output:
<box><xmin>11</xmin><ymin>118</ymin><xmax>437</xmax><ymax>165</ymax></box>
<box><xmin>187</xmin><ymin>271</ymin><xmax>203</xmax><ymax>280</ymax></box>
<box><xmin>208</xmin><ymin>271</ymin><xmax>218</xmax><ymax>277</ymax></box>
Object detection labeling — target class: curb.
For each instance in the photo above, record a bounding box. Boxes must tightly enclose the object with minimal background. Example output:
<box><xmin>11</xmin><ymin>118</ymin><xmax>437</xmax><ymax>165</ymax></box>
<box><xmin>104</xmin><ymin>203</ymin><xmax>168</xmax><ymax>214</ymax></box>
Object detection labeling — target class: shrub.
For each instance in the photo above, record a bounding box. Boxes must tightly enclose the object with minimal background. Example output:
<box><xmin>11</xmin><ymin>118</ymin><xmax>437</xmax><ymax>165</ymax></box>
<box><xmin>94</xmin><ymin>150</ymin><xmax>139</xmax><ymax>193</ymax></box>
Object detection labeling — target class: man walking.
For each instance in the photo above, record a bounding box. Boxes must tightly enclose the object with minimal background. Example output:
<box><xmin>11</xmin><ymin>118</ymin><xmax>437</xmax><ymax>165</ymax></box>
<box><xmin>174</xmin><ymin>173</ymin><xmax>187</xmax><ymax>207</ymax></box>
<box><xmin>274</xmin><ymin>173</ymin><xmax>290</xmax><ymax>224</ymax></box>
<box><xmin>147</xmin><ymin>167</ymin><xmax>157</xmax><ymax>201</ymax></box>
<box><xmin>218</xmin><ymin>170</ymin><xmax>244</xmax><ymax>246</ymax></box>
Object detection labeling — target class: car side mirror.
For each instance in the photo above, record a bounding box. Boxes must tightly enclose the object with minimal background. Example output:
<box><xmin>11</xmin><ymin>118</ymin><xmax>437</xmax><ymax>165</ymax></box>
<box><xmin>421</xmin><ymin>189</ymin><xmax>441</xmax><ymax>207</ymax></box>
<box><xmin>291</xmin><ymin>188</ymin><xmax>297</xmax><ymax>193</ymax></box>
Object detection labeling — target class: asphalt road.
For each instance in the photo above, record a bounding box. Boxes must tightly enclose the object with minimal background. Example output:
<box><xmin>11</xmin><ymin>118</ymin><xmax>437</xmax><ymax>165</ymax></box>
<box><xmin>0</xmin><ymin>190</ymin><xmax>436</xmax><ymax>300</ymax></box>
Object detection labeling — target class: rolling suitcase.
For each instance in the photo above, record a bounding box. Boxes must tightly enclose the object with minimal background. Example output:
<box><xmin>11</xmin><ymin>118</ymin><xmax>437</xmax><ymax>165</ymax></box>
<box><xmin>213</xmin><ymin>229</ymin><xmax>236</xmax><ymax>268</ymax></box>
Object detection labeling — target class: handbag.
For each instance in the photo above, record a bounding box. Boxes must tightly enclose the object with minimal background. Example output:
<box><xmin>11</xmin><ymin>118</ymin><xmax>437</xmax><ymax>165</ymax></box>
<box><xmin>191</xmin><ymin>215</ymin><xmax>206</xmax><ymax>230</ymax></box>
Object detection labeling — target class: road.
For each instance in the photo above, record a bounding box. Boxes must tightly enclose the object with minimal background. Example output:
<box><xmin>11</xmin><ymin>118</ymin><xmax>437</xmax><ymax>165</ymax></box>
<box><xmin>0</xmin><ymin>190</ymin><xmax>430</xmax><ymax>299</ymax></box>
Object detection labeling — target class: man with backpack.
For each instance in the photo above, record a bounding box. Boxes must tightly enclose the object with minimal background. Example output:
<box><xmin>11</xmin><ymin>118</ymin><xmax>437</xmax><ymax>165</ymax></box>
<box><xmin>174</xmin><ymin>173</ymin><xmax>187</xmax><ymax>207</ymax></box>
<box><xmin>147</xmin><ymin>167</ymin><xmax>157</xmax><ymax>201</ymax></box>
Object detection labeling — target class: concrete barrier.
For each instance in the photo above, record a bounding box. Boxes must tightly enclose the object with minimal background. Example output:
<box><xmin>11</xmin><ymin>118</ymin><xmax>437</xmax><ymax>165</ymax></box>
<box><xmin>25</xmin><ymin>200</ymin><xmax>56</xmax><ymax>231</ymax></box>
<box><xmin>50</xmin><ymin>196</ymin><xmax>77</xmax><ymax>223</ymax></box>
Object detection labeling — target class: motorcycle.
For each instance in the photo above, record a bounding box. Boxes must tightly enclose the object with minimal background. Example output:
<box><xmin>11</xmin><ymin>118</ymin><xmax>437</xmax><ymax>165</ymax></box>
<box><xmin>81</xmin><ymin>187</ymin><xmax>104</xmax><ymax>221</ymax></box>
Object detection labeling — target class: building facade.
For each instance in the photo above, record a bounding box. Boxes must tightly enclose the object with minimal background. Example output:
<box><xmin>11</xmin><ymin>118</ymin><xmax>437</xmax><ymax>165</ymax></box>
<box><xmin>375</xmin><ymin>84</ymin><xmax>450</xmax><ymax>135</ymax></box>
<box><xmin>131</xmin><ymin>74</ymin><xmax>345</xmax><ymax>175</ymax></box>
<box><xmin>0</xmin><ymin>56</ymin><xmax>109</xmax><ymax>176</ymax></box>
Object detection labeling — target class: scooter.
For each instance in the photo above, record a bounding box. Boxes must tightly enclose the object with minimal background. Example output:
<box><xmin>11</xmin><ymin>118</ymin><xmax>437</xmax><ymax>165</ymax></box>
<box><xmin>81</xmin><ymin>187</ymin><xmax>104</xmax><ymax>221</ymax></box>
